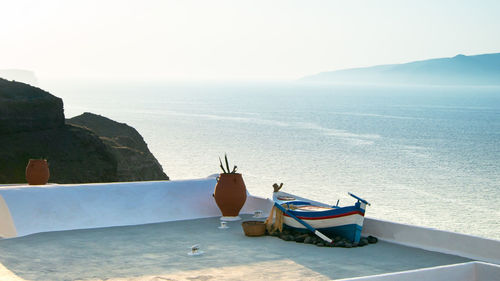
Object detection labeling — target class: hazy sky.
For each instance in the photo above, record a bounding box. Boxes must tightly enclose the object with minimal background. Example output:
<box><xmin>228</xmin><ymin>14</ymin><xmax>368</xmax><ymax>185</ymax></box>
<box><xmin>1</xmin><ymin>0</ymin><xmax>499</xmax><ymax>80</ymax></box>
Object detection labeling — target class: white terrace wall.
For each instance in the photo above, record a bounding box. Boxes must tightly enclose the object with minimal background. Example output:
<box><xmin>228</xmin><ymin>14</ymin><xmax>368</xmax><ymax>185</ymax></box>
<box><xmin>0</xmin><ymin>196</ymin><xmax>17</xmax><ymax>238</ymax></box>
<box><xmin>338</xmin><ymin>261</ymin><xmax>500</xmax><ymax>281</ymax></box>
<box><xmin>362</xmin><ymin>218</ymin><xmax>500</xmax><ymax>265</ymax></box>
<box><xmin>0</xmin><ymin>177</ymin><xmax>272</xmax><ymax>239</ymax></box>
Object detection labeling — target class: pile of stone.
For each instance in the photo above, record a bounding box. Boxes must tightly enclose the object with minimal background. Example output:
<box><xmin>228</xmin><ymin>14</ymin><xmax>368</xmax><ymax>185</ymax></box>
<box><xmin>266</xmin><ymin>228</ymin><xmax>378</xmax><ymax>248</ymax></box>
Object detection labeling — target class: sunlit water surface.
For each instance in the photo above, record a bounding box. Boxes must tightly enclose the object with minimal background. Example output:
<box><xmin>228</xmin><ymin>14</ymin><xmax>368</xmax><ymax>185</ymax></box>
<box><xmin>44</xmin><ymin>81</ymin><xmax>500</xmax><ymax>240</ymax></box>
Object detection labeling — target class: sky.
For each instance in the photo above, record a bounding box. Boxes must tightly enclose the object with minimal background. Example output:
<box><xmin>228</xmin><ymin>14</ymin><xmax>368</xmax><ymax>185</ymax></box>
<box><xmin>1</xmin><ymin>0</ymin><xmax>499</xmax><ymax>81</ymax></box>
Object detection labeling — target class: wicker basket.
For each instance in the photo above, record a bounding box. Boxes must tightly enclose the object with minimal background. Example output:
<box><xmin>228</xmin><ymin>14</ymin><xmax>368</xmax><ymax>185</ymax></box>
<box><xmin>242</xmin><ymin>220</ymin><xmax>266</xmax><ymax>237</ymax></box>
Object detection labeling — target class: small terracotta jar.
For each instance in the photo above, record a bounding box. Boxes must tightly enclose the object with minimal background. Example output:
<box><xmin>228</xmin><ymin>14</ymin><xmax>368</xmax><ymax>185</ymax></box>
<box><xmin>26</xmin><ymin>159</ymin><xmax>50</xmax><ymax>185</ymax></box>
<box><xmin>213</xmin><ymin>173</ymin><xmax>247</xmax><ymax>217</ymax></box>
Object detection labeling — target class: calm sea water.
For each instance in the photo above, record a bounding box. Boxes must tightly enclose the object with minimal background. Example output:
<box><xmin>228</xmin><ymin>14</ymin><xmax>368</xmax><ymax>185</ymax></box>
<box><xmin>44</xmin><ymin>80</ymin><xmax>500</xmax><ymax>240</ymax></box>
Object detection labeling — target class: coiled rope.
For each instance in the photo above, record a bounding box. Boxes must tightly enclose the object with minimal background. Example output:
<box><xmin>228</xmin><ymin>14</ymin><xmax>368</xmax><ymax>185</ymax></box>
<box><xmin>264</xmin><ymin>205</ymin><xmax>284</xmax><ymax>234</ymax></box>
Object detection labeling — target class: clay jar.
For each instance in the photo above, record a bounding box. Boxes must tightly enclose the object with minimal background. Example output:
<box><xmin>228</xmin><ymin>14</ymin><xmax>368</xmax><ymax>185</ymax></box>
<box><xmin>213</xmin><ymin>173</ymin><xmax>247</xmax><ymax>217</ymax></box>
<box><xmin>25</xmin><ymin>159</ymin><xmax>50</xmax><ymax>185</ymax></box>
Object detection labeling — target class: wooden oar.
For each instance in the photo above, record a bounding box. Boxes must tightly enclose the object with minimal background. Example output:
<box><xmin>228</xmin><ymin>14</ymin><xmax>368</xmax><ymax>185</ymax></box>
<box><xmin>274</xmin><ymin>202</ymin><xmax>333</xmax><ymax>244</ymax></box>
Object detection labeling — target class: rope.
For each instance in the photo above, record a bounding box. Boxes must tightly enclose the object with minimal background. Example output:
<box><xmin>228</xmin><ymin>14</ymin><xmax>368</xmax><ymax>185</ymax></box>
<box><xmin>265</xmin><ymin>205</ymin><xmax>284</xmax><ymax>234</ymax></box>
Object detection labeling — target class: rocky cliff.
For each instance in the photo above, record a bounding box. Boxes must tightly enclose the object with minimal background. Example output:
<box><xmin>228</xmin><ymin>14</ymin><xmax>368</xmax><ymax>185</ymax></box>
<box><xmin>0</xmin><ymin>77</ymin><xmax>168</xmax><ymax>184</ymax></box>
<box><xmin>0</xmin><ymin>78</ymin><xmax>64</xmax><ymax>133</ymax></box>
<box><xmin>67</xmin><ymin>113</ymin><xmax>169</xmax><ymax>181</ymax></box>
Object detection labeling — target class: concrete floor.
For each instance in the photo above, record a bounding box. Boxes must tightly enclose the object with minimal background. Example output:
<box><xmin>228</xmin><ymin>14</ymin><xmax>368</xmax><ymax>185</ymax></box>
<box><xmin>0</xmin><ymin>215</ymin><xmax>469</xmax><ymax>281</ymax></box>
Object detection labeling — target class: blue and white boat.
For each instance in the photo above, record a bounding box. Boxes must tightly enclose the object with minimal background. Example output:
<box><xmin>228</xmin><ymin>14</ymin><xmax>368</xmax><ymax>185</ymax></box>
<box><xmin>273</xmin><ymin>191</ymin><xmax>370</xmax><ymax>243</ymax></box>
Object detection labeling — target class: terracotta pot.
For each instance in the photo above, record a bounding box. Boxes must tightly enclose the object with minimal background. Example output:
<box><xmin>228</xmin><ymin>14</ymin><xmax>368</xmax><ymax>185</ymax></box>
<box><xmin>213</xmin><ymin>173</ymin><xmax>247</xmax><ymax>217</ymax></box>
<box><xmin>25</xmin><ymin>159</ymin><xmax>50</xmax><ymax>185</ymax></box>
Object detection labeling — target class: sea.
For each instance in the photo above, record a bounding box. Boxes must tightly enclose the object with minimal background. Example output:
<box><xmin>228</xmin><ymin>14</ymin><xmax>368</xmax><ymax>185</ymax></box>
<box><xmin>43</xmin><ymin>80</ymin><xmax>500</xmax><ymax>240</ymax></box>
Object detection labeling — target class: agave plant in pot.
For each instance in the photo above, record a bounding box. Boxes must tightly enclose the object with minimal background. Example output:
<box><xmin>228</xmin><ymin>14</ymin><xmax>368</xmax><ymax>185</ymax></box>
<box><xmin>213</xmin><ymin>154</ymin><xmax>247</xmax><ymax>221</ymax></box>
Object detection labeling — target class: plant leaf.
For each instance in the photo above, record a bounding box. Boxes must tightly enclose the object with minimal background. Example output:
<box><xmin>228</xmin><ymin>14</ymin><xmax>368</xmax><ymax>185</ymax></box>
<box><xmin>219</xmin><ymin>157</ymin><xmax>227</xmax><ymax>173</ymax></box>
<box><xmin>225</xmin><ymin>154</ymin><xmax>230</xmax><ymax>174</ymax></box>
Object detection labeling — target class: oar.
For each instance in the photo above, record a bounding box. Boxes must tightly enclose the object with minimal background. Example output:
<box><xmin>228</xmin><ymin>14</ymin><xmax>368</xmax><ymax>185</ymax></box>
<box><xmin>274</xmin><ymin>202</ymin><xmax>332</xmax><ymax>244</ymax></box>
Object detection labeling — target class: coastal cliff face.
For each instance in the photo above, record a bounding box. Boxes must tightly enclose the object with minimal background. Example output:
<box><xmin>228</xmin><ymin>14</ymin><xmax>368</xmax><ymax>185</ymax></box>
<box><xmin>0</xmin><ymin>125</ymin><xmax>118</xmax><ymax>184</ymax></box>
<box><xmin>0</xmin><ymin>78</ymin><xmax>168</xmax><ymax>184</ymax></box>
<box><xmin>67</xmin><ymin>113</ymin><xmax>169</xmax><ymax>181</ymax></box>
<box><xmin>0</xmin><ymin>78</ymin><xmax>63</xmax><ymax>133</ymax></box>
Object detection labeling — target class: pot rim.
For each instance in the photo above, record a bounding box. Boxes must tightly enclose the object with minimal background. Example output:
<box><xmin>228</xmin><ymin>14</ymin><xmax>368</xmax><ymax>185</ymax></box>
<box><xmin>242</xmin><ymin>220</ymin><xmax>265</xmax><ymax>225</ymax></box>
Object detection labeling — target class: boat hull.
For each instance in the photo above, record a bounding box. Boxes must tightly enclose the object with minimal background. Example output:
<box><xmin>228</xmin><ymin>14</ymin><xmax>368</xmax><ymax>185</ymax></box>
<box><xmin>283</xmin><ymin>213</ymin><xmax>364</xmax><ymax>243</ymax></box>
<box><xmin>274</xmin><ymin>192</ymin><xmax>367</xmax><ymax>243</ymax></box>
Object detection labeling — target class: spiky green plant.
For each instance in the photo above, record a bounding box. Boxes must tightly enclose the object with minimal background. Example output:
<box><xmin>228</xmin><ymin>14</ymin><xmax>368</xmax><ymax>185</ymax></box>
<box><xmin>219</xmin><ymin>154</ymin><xmax>238</xmax><ymax>174</ymax></box>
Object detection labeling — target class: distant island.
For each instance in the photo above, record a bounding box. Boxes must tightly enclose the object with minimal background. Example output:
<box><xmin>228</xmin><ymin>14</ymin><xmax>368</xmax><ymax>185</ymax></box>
<box><xmin>301</xmin><ymin>53</ymin><xmax>500</xmax><ymax>85</ymax></box>
<box><xmin>0</xmin><ymin>69</ymin><xmax>38</xmax><ymax>86</ymax></box>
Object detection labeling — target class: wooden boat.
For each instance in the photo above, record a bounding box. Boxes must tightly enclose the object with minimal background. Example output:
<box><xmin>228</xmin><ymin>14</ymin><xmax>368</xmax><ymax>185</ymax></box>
<box><xmin>273</xmin><ymin>191</ymin><xmax>370</xmax><ymax>243</ymax></box>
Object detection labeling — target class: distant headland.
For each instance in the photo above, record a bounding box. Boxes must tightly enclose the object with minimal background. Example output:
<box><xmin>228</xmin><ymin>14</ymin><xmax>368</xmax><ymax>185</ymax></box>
<box><xmin>301</xmin><ymin>53</ymin><xmax>500</xmax><ymax>85</ymax></box>
<box><xmin>0</xmin><ymin>69</ymin><xmax>38</xmax><ymax>86</ymax></box>
<box><xmin>0</xmin><ymin>77</ymin><xmax>168</xmax><ymax>184</ymax></box>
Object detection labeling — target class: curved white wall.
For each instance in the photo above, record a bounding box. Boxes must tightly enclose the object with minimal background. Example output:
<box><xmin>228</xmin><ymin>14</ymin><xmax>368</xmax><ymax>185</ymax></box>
<box><xmin>362</xmin><ymin>218</ymin><xmax>500</xmax><ymax>265</ymax></box>
<box><xmin>0</xmin><ymin>196</ymin><xmax>17</xmax><ymax>238</ymax></box>
<box><xmin>338</xmin><ymin>262</ymin><xmax>500</xmax><ymax>281</ymax></box>
<box><xmin>0</xmin><ymin>176</ymin><xmax>272</xmax><ymax>238</ymax></box>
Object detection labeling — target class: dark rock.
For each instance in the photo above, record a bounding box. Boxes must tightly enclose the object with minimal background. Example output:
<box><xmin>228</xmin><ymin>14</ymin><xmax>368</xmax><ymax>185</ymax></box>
<box><xmin>294</xmin><ymin>234</ymin><xmax>308</xmax><ymax>243</ymax></box>
<box><xmin>316</xmin><ymin>242</ymin><xmax>325</xmax><ymax>247</ymax></box>
<box><xmin>335</xmin><ymin>241</ymin><xmax>345</xmax><ymax>247</ymax></box>
<box><xmin>344</xmin><ymin>242</ymin><xmax>352</xmax><ymax>248</ymax></box>
<box><xmin>68</xmin><ymin>113</ymin><xmax>168</xmax><ymax>181</ymax></box>
<box><xmin>0</xmin><ymin>125</ymin><xmax>117</xmax><ymax>183</ymax></box>
<box><xmin>352</xmin><ymin>242</ymin><xmax>358</xmax><ymax>247</ymax></box>
<box><xmin>368</xmin><ymin>236</ymin><xmax>378</xmax><ymax>244</ymax></box>
<box><xmin>0</xmin><ymin>78</ymin><xmax>64</xmax><ymax>134</ymax></box>
<box><xmin>303</xmin><ymin>236</ymin><xmax>313</xmax><ymax>244</ymax></box>
<box><xmin>0</xmin><ymin>79</ymin><xmax>168</xmax><ymax>184</ymax></box>
<box><xmin>359</xmin><ymin>238</ymin><xmax>368</xmax><ymax>246</ymax></box>
<box><xmin>280</xmin><ymin>234</ymin><xmax>293</xmax><ymax>241</ymax></box>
